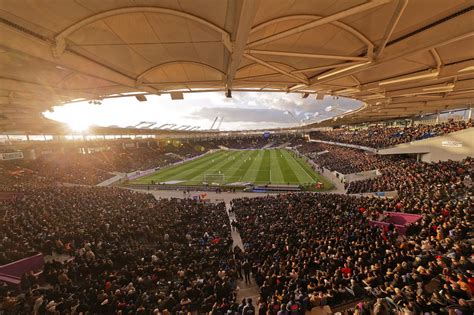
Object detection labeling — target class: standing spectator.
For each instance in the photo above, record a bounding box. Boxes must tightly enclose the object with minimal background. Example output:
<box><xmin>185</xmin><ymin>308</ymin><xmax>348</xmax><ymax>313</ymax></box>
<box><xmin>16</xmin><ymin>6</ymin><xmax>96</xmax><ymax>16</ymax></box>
<box><xmin>243</xmin><ymin>260</ymin><xmax>252</xmax><ymax>284</ymax></box>
<box><xmin>242</xmin><ymin>298</ymin><xmax>255</xmax><ymax>315</ymax></box>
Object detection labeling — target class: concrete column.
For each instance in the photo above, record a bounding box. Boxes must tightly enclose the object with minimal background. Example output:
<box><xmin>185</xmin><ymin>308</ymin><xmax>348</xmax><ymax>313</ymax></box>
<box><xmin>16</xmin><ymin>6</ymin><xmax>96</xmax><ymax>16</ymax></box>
<box><xmin>435</xmin><ymin>112</ymin><xmax>440</xmax><ymax>123</ymax></box>
<box><xmin>468</xmin><ymin>106</ymin><xmax>472</xmax><ymax>120</ymax></box>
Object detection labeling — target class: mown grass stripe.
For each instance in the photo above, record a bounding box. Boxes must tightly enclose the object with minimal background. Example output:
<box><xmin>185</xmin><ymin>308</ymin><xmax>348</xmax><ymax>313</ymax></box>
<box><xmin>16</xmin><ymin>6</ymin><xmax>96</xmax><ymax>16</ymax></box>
<box><xmin>255</xmin><ymin>149</ymin><xmax>271</xmax><ymax>183</ymax></box>
<box><xmin>137</xmin><ymin>150</ymin><xmax>224</xmax><ymax>182</ymax></box>
<box><xmin>276</xmin><ymin>149</ymin><xmax>300</xmax><ymax>184</ymax></box>
<box><xmin>241</xmin><ymin>150</ymin><xmax>263</xmax><ymax>182</ymax></box>
<box><xmin>221</xmin><ymin>150</ymin><xmax>255</xmax><ymax>182</ymax></box>
<box><xmin>282</xmin><ymin>149</ymin><xmax>314</xmax><ymax>184</ymax></box>
<box><xmin>139</xmin><ymin>151</ymin><xmax>229</xmax><ymax>183</ymax></box>
<box><xmin>131</xmin><ymin>149</ymin><xmax>333</xmax><ymax>190</ymax></box>
<box><xmin>269</xmin><ymin>149</ymin><xmax>285</xmax><ymax>183</ymax></box>
<box><xmin>295</xmin><ymin>156</ymin><xmax>319</xmax><ymax>181</ymax></box>
<box><xmin>184</xmin><ymin>151</ymin><xmax>241</xmax><ymax>183</ymax></box>
<box><xmin>232</xmin><ymin>150</ymin><xmax>261</xmax><ymax>182</ymax></box>
<box><xmin>157</xmin><ymin>151</ymin><xmax>229</xmax><ymax>180</ymax></box>
<box><xmin>188</xmin><ymin>150</ymin><xmax>246</xmax><ymax>183</ymax></box>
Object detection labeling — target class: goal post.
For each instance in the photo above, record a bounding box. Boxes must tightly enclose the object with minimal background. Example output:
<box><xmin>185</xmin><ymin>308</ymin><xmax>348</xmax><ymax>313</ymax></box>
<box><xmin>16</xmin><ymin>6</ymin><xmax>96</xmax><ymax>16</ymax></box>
<box><xmin>203</xmin><ymin>174</ymin><xmax>225</xmax><ymax>182</ymax></box>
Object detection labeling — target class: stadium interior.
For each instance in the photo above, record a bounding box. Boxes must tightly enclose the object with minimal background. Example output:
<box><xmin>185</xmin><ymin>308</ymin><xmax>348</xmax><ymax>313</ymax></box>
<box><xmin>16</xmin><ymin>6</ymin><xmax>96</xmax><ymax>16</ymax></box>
<box><xmin>0</xmin><ymin>1</ymin><xmax>473</xmax><ymax>314</ymax></box>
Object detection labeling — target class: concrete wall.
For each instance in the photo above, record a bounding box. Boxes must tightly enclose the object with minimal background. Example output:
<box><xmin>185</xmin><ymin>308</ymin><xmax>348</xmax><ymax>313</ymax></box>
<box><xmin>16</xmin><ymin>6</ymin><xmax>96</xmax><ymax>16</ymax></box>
<box><xmin>348</xmin><ymin>191</ymin><xmax>398</xmax><ymax>198</ymax></box>
<box><xmin>344</xmin><ymin>169</ymin><xmax>380</xmax><ymax>183</ymax></box>
<box><xmin>378</xmin><ymin>128</ymin><xmax>473</xmax><ymax>162</ymax></box>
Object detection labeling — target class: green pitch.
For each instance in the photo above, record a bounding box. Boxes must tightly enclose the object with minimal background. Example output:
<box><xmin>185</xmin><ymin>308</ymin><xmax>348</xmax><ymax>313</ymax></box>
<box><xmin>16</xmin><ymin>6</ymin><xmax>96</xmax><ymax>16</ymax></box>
<box><xmin>130</xmin><ymin>149</ymin><xmax>333</xmax><ymax>189</ymax></box>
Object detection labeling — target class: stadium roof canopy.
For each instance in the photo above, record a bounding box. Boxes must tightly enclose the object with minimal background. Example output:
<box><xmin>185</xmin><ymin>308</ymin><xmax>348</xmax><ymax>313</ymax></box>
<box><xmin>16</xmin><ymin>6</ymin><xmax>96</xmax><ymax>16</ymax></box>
<box><xmin>0</xmin><ymin>0</ymin><xmax>473</xmax><ymax>133</ymax></box>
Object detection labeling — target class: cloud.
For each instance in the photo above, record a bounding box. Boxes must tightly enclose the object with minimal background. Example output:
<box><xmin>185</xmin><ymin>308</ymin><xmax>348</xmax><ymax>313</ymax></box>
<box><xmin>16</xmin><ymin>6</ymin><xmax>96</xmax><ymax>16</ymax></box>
<box><xmin>45</xmin><ymin>91</ymin><xmax>363</xmax><ymax>131</ymax></box>
<box><xmin>190</xmin><ymin>107</ymin><xmax>294</xmax><ymax>124</ymax></box>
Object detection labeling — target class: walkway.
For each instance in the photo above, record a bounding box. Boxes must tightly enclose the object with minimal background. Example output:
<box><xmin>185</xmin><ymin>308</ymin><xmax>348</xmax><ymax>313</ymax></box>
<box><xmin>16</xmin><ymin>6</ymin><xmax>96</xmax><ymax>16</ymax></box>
<box><xmin>318</xmin><ymin>167</ymin><xmax>346</xmax><ymax>194</ymax></box>
<box><xmin>97</xmin><ymin>173</ymin><xmax>125</xmax><ymax>187</ymax></box>
<box><xmin>225</xmin><ymin>202</ymin><xmax>260</xmax><ymax>304</ymax></box>
<box><xmin>262</xmin><ymin>141</ymin><xmax>274</xmax><ymax>149</ymax></box>
<box><xmin>144</xmin><ymin>187</ymin><xmax>350</xmax><ymax>307</ymax></box>
<box><xmin>147</xmin><ymin>189</ymin><xmax>274</xmax><ymax>203</ymax></box>
<box><xmin>302</xmin><ymin>158</ymin><xmax>346</xmax><ymax>194</ymax></box>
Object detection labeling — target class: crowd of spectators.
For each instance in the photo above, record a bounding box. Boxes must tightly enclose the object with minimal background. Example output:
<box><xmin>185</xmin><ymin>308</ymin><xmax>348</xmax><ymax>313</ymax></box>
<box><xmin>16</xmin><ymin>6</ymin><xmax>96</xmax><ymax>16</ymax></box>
<box><xmin>0</xmin><ymin>150</ymin><xmax>179</xmax><ymax>187</ymax></box>
<box><xmin>296</xmin><ymin>142</ymin><xmax>402</xmax><ymax>175</ymax></box>
<box><xmin>1</xmin><ymin>131</ymin><xmax>473</xmax><ymax>314</ymax></box>
<box><xmin>1</xmin><ymin>187</ymin><xmax>238</xmax><ymax>313</ymax></box>
<box><xmin>0</xmin><ymin>162</ymin><xmax>51</xmax><ymax>189</ymax></box>
<box><xmin>0</xmin><ymin>135</ymin><xmax>290</xmax><ymax>187</ymax></box>
<box><xmin>0</xmin><ymin>142</ymin><xmax>184</xmax><ymax>187</ymax></box>
<box><xmin>310</xmin><ymin>119</ymin><xmax>472</xmax><ymax>149</ymax></box>
<box><xmin>346</xmin><ymin>158</ymin><xmax>473</xmax><ymax>195</ymax></box>
<box><xmin>231</xmin><ymin>157</ymin><xmax>473</xmax><ymax>313</ymax></box>
<box><xmin>191</xmin><ymin>134</ymin><xmax>292</xmax><ymax>151</ymax></box>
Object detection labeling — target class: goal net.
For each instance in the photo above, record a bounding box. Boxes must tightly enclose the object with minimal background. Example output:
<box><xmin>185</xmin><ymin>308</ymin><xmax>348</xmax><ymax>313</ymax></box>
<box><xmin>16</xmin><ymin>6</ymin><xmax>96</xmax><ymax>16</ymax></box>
<box><xmin>203</xmin><ymin>174</ymin><xmax>225</xmax><ymax>182</ymax></box>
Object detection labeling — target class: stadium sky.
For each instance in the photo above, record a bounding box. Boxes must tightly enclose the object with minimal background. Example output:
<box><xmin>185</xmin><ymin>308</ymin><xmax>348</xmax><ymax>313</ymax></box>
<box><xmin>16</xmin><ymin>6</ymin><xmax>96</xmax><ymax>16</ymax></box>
<box><xmin>44</xmin><ymin>92</ymin><xmax>362</xmax><ymax>131</ymax></box>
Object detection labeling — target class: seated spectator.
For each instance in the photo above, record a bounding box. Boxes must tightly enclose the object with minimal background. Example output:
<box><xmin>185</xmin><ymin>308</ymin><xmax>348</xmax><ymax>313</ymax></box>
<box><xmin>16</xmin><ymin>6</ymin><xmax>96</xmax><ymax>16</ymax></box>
<box><xmin>310</xmin><ymin>119</ymin><xmax>472</xmax><ymax>148</ymax></box>
<box><xmin>230</xmin><ymin>157</ymin><xmax>472</xmax><ymax>312</ymax></box>
<box><xmin>0</xmin><ymin>187</ymin><xmax>237</xmax><ymax>313</ymax></box>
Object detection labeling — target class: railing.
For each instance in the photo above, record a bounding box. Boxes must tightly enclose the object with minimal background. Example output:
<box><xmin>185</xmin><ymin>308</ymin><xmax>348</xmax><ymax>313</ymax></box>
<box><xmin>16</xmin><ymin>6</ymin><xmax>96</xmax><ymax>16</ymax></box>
<box><xmin>0</xmin><ymin>253</ymin><xmax>44</xmax><ymax>290</ymax></box>
<box><xmin>414</xmin><ymin>115</ymin><xmax>465</xmax><ymax>126</ymax></box>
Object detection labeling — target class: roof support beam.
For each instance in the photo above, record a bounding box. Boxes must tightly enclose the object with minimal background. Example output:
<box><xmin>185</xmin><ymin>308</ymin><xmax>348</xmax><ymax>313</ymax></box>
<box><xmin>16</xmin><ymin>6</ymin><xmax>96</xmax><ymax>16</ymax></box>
<box><xmin>54</xmin><ymin>7</ymin><xmax>231</xmax><ymax>56</ymax></box>
<box><xmin>352</xmin><ymin>59</ymin><xmax>473</xmax><ymax>92</ymax></box>
<box><xmin>246</xmin><ymin>49</ymin><xmax>369</xmax><ymax>61</ymax></box>
<box><xmin>0</xmin><ymin>77</ymin><xmax>99</xmax><ymax>100</ymax></box>
<box><xmin>142</xmin><ymin>80</ymin><xmax>223</xmax><ymax>86</ymax></box>
<box><xmin>300</xmin><ymin>30</ymin><xmax>474</xmax><ymax>91</ymax></box>
<box><xmin>243</xmin><ymin>54</ymin><xmax>309</xmax><ymax>84</ymax></box>
<box><xmin>0</xmin><ymin>22</ymin><xmax>158</xmax><ymax>95</ymax></box>
<box><xmin>292</xmin><ymin>61</ymin><xmax>363</xmax><ymax>74</ymax></box>
<box><xmin>430</xmin><ymin>48</ymin><xmax>443</xmax><ymax>69</ymax></box>
<box><xmin>251</xmin><ymin>15</ymin><xmax>374</xmax><ymax>49</ymax></box>
<box><xmin>375</xmin><ymin>0</ymin><xmax>409</xmax><ymax>59</ymax></box>
<box><xmin>234</xmin><ymin>80</ymin><xmax>307</xmax><ymax>85</ymax></box>
<box><xmin>137</xmin><ymin>61</ymin><xmax>225</xmax><ymax>85</ymax></box>
<box><xmin>225</xmin><ymin>0</ymin><xmax>259</xmax><ymax>89</ymax></box>
<box><xmin>247</xmin><ymin>0</ymin><xmax>391</xmax><ymax>48</ymax></box>
<box><xmin>137</xmin><ymin>79</ymin><xmax>300</xmax><ymax>90</ymax></box>
<box><xmin>235</xmin><ymin>73</ymin><xmax>284</xmax><ymax>80</ymax></box>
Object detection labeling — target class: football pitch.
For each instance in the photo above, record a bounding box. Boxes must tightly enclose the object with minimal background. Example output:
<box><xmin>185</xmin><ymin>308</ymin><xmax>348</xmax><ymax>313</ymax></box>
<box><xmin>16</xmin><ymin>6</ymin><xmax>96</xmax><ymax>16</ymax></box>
<box><xmin>130</xmin><ymin>149</ymin><xmax>333</xmax><ymax>189</ymax></box>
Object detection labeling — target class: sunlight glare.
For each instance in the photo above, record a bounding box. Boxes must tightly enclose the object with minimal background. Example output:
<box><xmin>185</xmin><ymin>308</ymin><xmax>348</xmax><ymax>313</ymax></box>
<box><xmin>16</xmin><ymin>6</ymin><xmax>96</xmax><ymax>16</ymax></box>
<box><xmin>44</xmin><ymin>102</ymin><xmax>93</xmax><ymax>132</ymax></box>
<box><xmin>67</xmin><ymin>119</ymin><xmax>91</xmax><ymax>132</ymax></box>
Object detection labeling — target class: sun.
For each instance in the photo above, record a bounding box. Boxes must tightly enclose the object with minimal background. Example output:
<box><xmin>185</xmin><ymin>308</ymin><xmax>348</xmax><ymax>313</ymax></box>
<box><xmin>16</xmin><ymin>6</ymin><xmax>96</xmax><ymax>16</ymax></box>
<box><xmin>57</xmin><ymin>111</ymin><xmax>92</xmax><ymax>132</ymax></box>
<box><xmin>43</xmin><ymin>102</ymin><xmax>93</xmax><ymax>132</ymax></box>
<box><xmin>66</xmin><ymin>119</ymin><xmax>91</xmax><ymax>132</ymax></box>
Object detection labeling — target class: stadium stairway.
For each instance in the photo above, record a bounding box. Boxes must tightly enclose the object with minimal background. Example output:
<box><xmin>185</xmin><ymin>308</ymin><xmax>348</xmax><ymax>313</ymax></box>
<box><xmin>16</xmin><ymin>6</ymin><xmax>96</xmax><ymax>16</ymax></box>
<box><xmin>226</xmin><ymin>203</ymin><xmax>260</xmax><ymax>304</ymax></box>
<box><xmin>228</xmin><ymin>197</ymin><xmax>368</xmax><ymax>313</ymax></box>
<box><xmin>97</xmin><ymin>173</ymin><xmax>126</xmax><ymax>186</ymax></box>
<box><xmin>276</xmin><ymin>140</ymin><xmax>293</xmax><ymax>148</ymax></box>
<box><xmin>308</xmin><ymin>138</ymin><xmax>377</xmax><ymax>153</ymax></box>
<box><xmin>262</xmin><ymin>141</ymin><xmax>275</xmax><ymax>149</ymax></box>
<box><xmin>165</xmin><ymin>152</ymin><xmax>186</xmax><ymax>161</ymax></box>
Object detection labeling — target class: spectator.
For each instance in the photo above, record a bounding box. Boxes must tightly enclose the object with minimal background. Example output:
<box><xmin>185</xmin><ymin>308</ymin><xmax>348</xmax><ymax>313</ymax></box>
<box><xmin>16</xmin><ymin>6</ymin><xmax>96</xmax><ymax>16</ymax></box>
<box><xmin>310</xmin><ymin>119</ymin><xmax>472</xmax><ymax>148</ymax></box>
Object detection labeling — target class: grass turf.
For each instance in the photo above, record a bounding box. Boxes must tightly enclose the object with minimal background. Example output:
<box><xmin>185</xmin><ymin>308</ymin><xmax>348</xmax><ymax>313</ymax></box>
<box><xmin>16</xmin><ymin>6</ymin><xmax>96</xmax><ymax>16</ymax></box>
<box><xmin>130</xmin><ymin>149</ymin><xmax>333</xmax><ymax>189</ymax></box>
